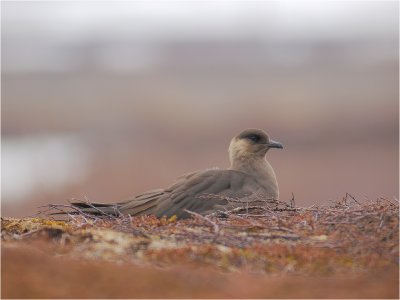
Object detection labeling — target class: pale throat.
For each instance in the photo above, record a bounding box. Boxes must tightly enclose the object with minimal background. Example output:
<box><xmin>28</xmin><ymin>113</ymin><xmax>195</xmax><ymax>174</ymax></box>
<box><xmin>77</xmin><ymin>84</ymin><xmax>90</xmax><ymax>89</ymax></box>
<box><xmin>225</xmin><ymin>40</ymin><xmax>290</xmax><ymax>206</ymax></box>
<box><xmin>229</xmin><ymin>154</ymin><xmax>279</xmax><ymax>196</ymax></box>
<box><xmin>229</xmin><ymin>153</ymin><xmax>271</xmax><ymax>175</ymax></box>
<box><xmin>228</xmin><ymin>143</ymin><xmax>279</xmax><ymax>196</ymax></box>
<box><xmin>228</xmin><ymin>140</ymin><xmax>267</xmax><ymax>172</ymax></box>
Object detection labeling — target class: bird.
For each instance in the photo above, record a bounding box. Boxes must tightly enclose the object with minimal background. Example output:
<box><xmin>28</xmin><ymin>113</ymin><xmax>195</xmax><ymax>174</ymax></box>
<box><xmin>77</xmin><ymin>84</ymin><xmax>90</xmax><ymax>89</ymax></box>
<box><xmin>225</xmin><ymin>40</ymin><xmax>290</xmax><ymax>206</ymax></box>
<box><xmin>69</xmin><ymin>129</ymin><xmax>283</xmax><ymax>219</ymax></box>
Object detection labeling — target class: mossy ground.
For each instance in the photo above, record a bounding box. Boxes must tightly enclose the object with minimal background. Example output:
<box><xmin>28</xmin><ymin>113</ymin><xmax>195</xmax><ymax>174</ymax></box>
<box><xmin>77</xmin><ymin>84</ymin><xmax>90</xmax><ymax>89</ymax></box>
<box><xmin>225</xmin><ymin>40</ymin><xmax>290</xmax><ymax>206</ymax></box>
<box><xmin>2</xmin><ymin>197</ymin><xmax>399</xmax><ymax>298</ymax></box>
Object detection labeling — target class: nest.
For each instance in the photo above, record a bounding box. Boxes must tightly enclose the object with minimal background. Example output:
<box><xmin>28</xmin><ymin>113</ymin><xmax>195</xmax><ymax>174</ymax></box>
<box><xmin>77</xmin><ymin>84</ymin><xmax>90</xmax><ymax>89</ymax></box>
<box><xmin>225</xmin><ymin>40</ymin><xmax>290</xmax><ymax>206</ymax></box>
<box><xmin>2</xmin><ymin>195</ymin><xmax>398</xmax><ymax>275</ymax></box>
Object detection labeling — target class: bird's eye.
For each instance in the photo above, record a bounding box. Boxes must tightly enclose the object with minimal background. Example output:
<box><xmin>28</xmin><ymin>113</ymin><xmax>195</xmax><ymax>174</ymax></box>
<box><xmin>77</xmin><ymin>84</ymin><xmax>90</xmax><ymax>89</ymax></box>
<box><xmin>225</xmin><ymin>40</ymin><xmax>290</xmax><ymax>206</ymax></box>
<box><xmin>247</xmin><ymin>134</ymin><xmax>260</xmax><ymax>143</ymax></box>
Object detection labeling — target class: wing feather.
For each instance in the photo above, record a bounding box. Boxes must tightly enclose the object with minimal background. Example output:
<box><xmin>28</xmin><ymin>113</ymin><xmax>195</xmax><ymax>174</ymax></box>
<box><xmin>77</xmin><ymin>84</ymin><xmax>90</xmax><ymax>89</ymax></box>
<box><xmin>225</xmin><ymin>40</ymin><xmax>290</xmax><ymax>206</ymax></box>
<box><xmin>70</xmin><ymin>169</ymin><xmax>265</xmax><ymax>219</ymax></box>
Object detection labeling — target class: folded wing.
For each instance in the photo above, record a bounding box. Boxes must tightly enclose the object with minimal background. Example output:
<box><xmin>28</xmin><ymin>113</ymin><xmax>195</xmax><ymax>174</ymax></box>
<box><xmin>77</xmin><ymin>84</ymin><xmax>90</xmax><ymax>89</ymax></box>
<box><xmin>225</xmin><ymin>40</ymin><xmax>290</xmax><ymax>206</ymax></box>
<box><xmin>71</xmin><ymin>169</ymin><xmax>265</xmax><ymax>218</ymax></box>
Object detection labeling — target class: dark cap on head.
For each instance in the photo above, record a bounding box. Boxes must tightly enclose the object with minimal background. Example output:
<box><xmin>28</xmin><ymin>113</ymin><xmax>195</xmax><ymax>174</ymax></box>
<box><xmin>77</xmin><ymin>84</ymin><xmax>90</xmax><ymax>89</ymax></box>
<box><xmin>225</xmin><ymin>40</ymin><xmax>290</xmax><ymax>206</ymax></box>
<box><xmin>236</xmin><ymin>128</ymin><xmax>283</xmax><ymax>149</ymax></box>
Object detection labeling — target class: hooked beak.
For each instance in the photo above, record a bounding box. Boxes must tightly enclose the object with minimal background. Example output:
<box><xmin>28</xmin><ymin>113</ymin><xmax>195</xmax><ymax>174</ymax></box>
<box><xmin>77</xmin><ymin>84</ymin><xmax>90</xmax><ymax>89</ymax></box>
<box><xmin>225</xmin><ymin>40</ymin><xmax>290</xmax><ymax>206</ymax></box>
<box><xmin>268</xmin><ymin>139</ymin><xmax>283</xmax><ymax>149</ymax></box>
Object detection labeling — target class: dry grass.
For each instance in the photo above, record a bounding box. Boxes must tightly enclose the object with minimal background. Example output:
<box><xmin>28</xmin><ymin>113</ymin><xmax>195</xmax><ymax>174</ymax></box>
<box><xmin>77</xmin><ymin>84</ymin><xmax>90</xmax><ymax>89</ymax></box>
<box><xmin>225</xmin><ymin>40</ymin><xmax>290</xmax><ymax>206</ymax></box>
<box><xmin>1</xmin><ymin>196</ymin><xmax>399</xmax><ymax>298</ymax></box>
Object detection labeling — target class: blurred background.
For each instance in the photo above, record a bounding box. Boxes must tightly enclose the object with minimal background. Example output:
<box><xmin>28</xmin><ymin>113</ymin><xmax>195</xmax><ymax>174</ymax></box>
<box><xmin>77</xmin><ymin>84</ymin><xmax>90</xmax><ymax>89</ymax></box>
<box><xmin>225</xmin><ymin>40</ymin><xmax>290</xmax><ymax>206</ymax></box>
<box><xmin>2</xmin><ymin>1</ymin><xmax>398</xmax><ymax>217</ymax></box>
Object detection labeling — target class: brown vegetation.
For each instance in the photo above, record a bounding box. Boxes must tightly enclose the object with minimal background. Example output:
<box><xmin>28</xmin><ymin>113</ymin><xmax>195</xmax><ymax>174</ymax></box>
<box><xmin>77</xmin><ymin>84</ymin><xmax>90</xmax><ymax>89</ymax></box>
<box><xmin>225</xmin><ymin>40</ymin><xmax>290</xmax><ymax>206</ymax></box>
<box><xmin>2</xmin><ymin>197</ymin><xmax>399</xmax><ymax>298</ymax></box>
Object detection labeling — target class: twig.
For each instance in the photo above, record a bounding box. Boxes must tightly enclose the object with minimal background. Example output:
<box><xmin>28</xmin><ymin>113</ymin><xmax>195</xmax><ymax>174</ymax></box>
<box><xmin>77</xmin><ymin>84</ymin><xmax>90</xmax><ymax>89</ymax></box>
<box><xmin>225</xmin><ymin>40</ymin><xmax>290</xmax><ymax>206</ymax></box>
<box><xmin>184</xmin><ymin>209</ymin><xmax>220</xmax><ymax>234</ymax></box>
<box><xmin>73</xmin><ymin>200</ymin><xmax>118</xmax><ymax>220</ymax></box>
<box><xmin>290</xmin><ymin>192</ymin><xmax>296</xmax><ymax>208</ymax></box>
<box><xmin>346</xmin><ymin>193</ymin><xmax>360</xmax><ymax>205</ymax></box>
<box><xmin>379</xmin><ymin>197</ymin><xmax>399</xmax><ymax>207</ymax></box>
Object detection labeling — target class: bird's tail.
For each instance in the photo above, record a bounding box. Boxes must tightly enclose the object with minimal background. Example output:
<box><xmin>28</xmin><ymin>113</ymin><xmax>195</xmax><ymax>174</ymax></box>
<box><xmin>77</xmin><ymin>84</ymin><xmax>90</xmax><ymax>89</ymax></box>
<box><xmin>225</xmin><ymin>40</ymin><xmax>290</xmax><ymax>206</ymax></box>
<box><xmin>69</xmin><ymin>201</ymin><xmax>123</xmax><ymax>217</ymax></box>
<box><xmin>47</xmin><ymin>189</ymin><xmax>165</xmax><ymax>218</ymax></box>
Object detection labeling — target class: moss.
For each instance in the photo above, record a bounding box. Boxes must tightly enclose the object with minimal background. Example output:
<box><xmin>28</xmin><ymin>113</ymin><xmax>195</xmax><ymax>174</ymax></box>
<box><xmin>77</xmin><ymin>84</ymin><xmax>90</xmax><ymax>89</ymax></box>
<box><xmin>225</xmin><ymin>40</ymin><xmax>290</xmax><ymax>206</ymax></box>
<box><xmin>1</xmin><ymin>199</ymin><xmax>398</xmax><ymax>276</ymax></box>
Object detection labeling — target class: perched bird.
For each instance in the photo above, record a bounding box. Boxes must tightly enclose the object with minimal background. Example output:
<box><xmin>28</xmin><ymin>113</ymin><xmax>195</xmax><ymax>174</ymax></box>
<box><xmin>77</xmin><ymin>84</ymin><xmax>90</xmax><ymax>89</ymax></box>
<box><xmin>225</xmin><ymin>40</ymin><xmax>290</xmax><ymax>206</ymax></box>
<box><xmin>70</xmin><ymin>129</ymin><xmax>283</xmax><ymax>219</ymax></box>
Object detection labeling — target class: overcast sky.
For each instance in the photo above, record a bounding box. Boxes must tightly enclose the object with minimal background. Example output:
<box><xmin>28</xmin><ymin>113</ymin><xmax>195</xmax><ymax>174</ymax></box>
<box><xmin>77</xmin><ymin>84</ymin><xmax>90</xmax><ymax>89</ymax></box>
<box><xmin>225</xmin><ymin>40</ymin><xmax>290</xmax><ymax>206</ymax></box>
<box><xmin>3</xmin><ymin>1</ymin><xmax>397</xmax><ymax>40</ymax></box>
<box><xmin>2</xmin><ymin>1</ymin><xmax>398</xmax><ymax>72</ymax></box>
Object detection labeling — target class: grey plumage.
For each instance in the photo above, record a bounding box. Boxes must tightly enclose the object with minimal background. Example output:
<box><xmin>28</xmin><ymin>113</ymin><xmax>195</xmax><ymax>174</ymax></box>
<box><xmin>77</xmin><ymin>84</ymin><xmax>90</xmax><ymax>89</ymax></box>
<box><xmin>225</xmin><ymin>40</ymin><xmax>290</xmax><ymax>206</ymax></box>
<box><xmin>70</xmin><ymin>128</ymin><xmax>283</xmax><ymax>219</ymax></box>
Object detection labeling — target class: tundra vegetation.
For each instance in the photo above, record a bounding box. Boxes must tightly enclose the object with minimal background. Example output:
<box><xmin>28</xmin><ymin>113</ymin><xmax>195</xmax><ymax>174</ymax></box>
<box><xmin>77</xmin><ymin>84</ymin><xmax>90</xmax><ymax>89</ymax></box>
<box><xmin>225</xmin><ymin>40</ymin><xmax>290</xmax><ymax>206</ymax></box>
<box><xmin>1</xmin><ymin>195</ymin><xmax>399</xmax><ymax>298</ymax></box>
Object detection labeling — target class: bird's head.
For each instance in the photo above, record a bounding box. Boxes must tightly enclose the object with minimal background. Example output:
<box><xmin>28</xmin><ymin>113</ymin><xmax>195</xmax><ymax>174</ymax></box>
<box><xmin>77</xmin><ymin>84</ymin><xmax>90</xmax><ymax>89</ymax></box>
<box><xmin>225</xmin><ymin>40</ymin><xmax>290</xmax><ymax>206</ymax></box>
<box><xmin>229</xmin><ymin>129</ymin><xmax>283</xmax><ymax>164</ymax></box>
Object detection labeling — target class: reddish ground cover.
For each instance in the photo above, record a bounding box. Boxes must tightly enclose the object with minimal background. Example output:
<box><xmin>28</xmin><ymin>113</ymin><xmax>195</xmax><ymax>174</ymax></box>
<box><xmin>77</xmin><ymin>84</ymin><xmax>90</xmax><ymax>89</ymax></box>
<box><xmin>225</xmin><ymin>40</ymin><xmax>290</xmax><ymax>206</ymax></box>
<box><xmin>2</xmin><ymin>198</ymin><xmax>399</xmax><ymax>298</ymax></box>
